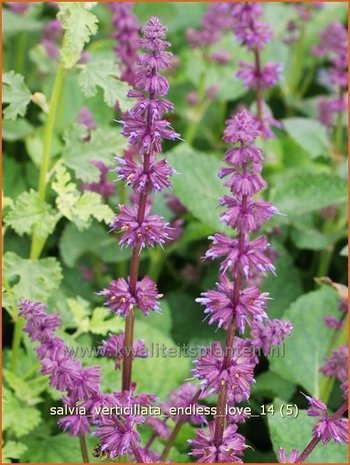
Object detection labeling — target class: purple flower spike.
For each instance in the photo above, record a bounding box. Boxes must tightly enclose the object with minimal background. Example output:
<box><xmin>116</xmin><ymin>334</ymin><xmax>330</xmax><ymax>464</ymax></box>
<box><xmin>189</xmin><ymin>421</ymin><xmax>246</xmax><ymax>463</ymax></box>
<box><xmin>162</xmin><ymin>383</ymin><xmax>206</xmax><ymax>425</ymax></box>
<box><xmin>250</xmin><ymin>319</ymin><xmax>293</xmax><ymax>356</ymax></box>
<box><xmin>305</xmin><ymin>395</ymin><xmax>348</xmax><ymax>444</ymax></box>
<box><xmin>99</xmin><ymin>333</ymin><xmax>147</xmax><ymax>367</ymax></box>
<box><xmin>110</xmin><ymin>2</ymin><xmax>139</xmax><ymax>86</ymax></box>
<box><xmin>278</xmin><ymin>447</ymin><xmax>299</xmax><ymax>463</ymax></box>
<box><xmin>99</xmin><ymin>276</ymin><xmax>162</xmax><ymax>317</ymax></box>
<box><xmin>320</xmin><ymin>345</ymin><xmax>348</xmax><ymax>382</ymax></box>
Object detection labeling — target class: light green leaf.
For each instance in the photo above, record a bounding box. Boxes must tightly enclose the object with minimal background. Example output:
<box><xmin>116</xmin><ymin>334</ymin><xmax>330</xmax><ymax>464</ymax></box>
<box><xmin>2</xmin><ymin>9</ymin><xmax>43</xmax><ymax>38</ymax></box>
<box><xmin>2</xmin><ymin>71</ymin><xmax>32</xmax><ymax>120</ymax></box>
<box><xmin>89</xmin><ymin>306</ymin><xmax>123</xmax><ymax>335</ymax></box>
<box><xmin>283</xmin><ymin>118</ymin><xmax>331</xmax><ymax>158</ymax></box>
<box><xmin>3</xmin><ymin>252</ymin><xmax>62</xmax><ymax>305</ymax></box>
<box><xmin>67</xmin><ymin>297</ymin><xmax>90</xmax><ymax>333</ymax></box>
<box><xmin>3</xmin><ymin>387</ymin><xmax>41</xmax><ymax>438</ymax></box>
<box><xmin>79</xmin><ymin>59</ymin><xmax>132</xmax><ymax>111</ymax></box>
<box><xmin>269</xmin><ymin>287</ymin><xmax>340</xmax><ymax>395</ymax></box>
<box><xmin>262</xmin><ymin>240</ymin><xmax>302</xmax><ymax>319</ymax></box>
<box><xmin>268</xmin><ymin>398</ymin><xmax>347</xmax><ymax>463</ymax></box>
<box><xmin>21</xmin><ymin>433</ymin><xmax>83</xmax><ymax>463</ymax></box>
<box><xmin>62</xmin><ymin>124</ymin><xmax>127</xmax><ymax>182</ymax></box>
<box><xmin>252</xmin><ymin>371</ymin><xmax>295</xmax><ymax>401</ymax></box>
<box><xmin>4</xmin><ymin>189</ymin><xmax>57</xmax><ymax>239</ymax></box>
<box><xmin>2</xmin><ymin>441</ymin><xmax>28</xmax><ymax>463</ymax></box>
<box><xmin>270</xmin><ymin>171</ymin><xmax>347</xmax><ymax>219</ymax></box>
<box><xmin>59</xmin><ymin>221</ymin><xmax>130</xmax><ymax>267</ymax></box>
<box><xmin>167</xmin><ymin>143</ymin><xmax>230</xmax><ymax>233</ymax></box>
<box><xmin>3</xmin><ymin>369</ymin><xmax>46</xmax><ymax>406</ymax></box>
<box><xmin>133</xmin><ymin>318</ymin><xmax>191</xmax><ymax>399</ymax></box>
<box><xmin>2</xmin><ymin>118</ymin><xmax>34</xmax><ymax>142</ymax></box>
<box><xmin>58</xmin><ymin>2</ymin><xmax>98</xmax><ymax>69</ymax></box>
<box><xmin>52</xmin><ymin>162</ymin><xmax>114</xmax><ymax>229</ymax></box>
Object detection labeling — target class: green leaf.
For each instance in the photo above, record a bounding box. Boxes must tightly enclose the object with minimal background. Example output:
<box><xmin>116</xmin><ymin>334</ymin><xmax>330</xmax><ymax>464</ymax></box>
<box><xmin>2</xmin><ymin>118</ymin><xmax>34</xmax><ymax>142</ymax></box>
<box><xmin>283</xmin><ymin>118</ymin><xmax>331</xmax><ymax>159</ymax></box>
<box><xmin>89</xmin><ymin>306</ymin><xmax>124</xmax><ymax>335</ymax></box>
<box><xmin>4</xmin><ymin>189</ymin><xmax>57</xmax><ymax>239</ymax></box>
<box><xmin>3</xmin><ymin>369</ymin><xmax>47</xmax><ymax>406</ymax></box>
<box><xmin>3</xmin><ymin>387</ymin><xmax>41</xmax><ymax>438</ymax></box>
<box><xmin>59</xmin><ymin>221</ymin><xmax>130</xmax><ymax>267</ymax></box>
<box><xmin>252</xmin><ymin>371</ymin><xmax>295</xmax><ymax>401</ymax></box>
<box><xmin>262</xmin><ymin>240</ymin><xmax>302</xmax><ymax>319</ymax></box>
<box><xmin>269</xmin><ymin>287</ymin><xmax>340</xmax><ymax>395</ymax></box>
<box><xmin>52</xmin><ymin>162</ymin><xmax>114</xmax><ymax>229</ymax></box>
<box><xmin>67</xmin><ymin>297</ymin><xmax>90</xmax><ymax>333</ymax></box>
<box><xmin>2</xmin><ymin>441</ymin><xmax>28</xmax><ymax>463</ymax></box>
<box><xmin>79</xmin><ymin>59</ymin><xmax>132</xmax><ymax>111</ymax></box>
<box><xmin>21</xmin><ymin>433</ymin><xmax>83</xmax><ymax>463</ymax></box>
<box><xmin>167</xmin><ymin>143</ymin><xmax>230</xmax><ymax>233</ymax></box>
<box><xmin>58</xmin><ymin>2</ymin><xmax>98</xmax><ymax>69</ymax></box>
<box><xmin>3</xmin><ymin>252</ymin><xmax>62</xmax><ymax>305</ymax></box>
<box><xmin>2</xmin><ymin>9</ymin><xmax>43</xmax><ymax>38</ymax></box>
<box><xmin>270</xmin><ymin>171</ymin><xmax>347</xmax><ymax>219</ymax></box>
<box><xmin>62</xmin><ymin>124</ymin><xmax>127</xmax><ymax>182</ymax></box>
<box><xmin>133</xmin><ymin>318</ymin><xmax>191</xmax><ymax>399</ymax></box>
<box><xmin>268</xmin><ymin>398</ymin><xmax>348</xmax><ymax>463</ymax></box>
<box><xmin>2</xmin><ymin>71</ymin><xmax>32</xmax><ymax>120</ymax></box>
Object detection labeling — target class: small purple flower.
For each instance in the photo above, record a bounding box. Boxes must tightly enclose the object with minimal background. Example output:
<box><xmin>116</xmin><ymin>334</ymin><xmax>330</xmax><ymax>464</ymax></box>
<box><xmin>223</xmin><ymin>109</ymin><xmax>261</xmax><ymax>144</ymax></box>
<box><xmin>189</xmin><ymin>421</ymin><xmax>246</xmax><ymax>463</ymax></box>
<box><xmin>320</xmin><ymin>345</ymin><xmax>348</xmax><ymax>382</ymax></box>
<box><xmin>305</xmin><ymin>395</ymin><xmax>348</xmax><ymax>444</ymax></box>
<box><xmin>8</xmin><ymin>3</ymin><xmax>29</xmax><ymax>14</ymax></box>
<box><xmin>323</xmin><ymin>315</ymin><xmax>344</xmax><ymax>330</ymax></box>
<box><xmin>234</xmin><ymin>20</ymin><xmax>273</xmax><ymax>51</ymax></box>
<box><xmin>146</xmin><ymin>417</ymin><xmax>170</xmax><ymax>440</ymax></box>
<box><xmin>250</xmin><ymin>319</ymin><xmax>293</xmax><ymax>356</ymax></box>
<box><xmin>111</xmin><ymin>204</ymin><xmax>171</xmax><ymax>249</ymax></box>
<box><xmin>162</xmin><ymin>383</ymin><xmax>206</xmax><ymax>425</ymax></box>
<box><xmin>278</xmin><ymin>447</ymin><xmax>299</xmax><ymax>463</ymax></box>
<box><xmin>237</xmin><ymin>61</ymin><xmax>282</xmax><ymax>90</ymax></box>
<box><xmin>78</xmin><ymin>107</ymin><xmax>96</xmax><ymax>131</ymax></box>
<box><xmin>43</xmin><ymin>19</ymin><xmax>62</xmax><ymax>42</ymax></box>
<box><xmin>211</xmin><ymin>49</ymin><xmax>231</xmax><ymax>65</ymax></box>
<box><xmin>193</xmin><ymin>339</ymin><xmax>256</xmax><ymax>401</ymax></box>
<box><xmin>115</xmin><ymin>152</ymin><xmax>174</xmax><ymax>193</ymax></box>
<box><xmin>186</xmin><ymin>90</ymin><xmax>199</xmax><ymax>106</ymax></box>
<box><xmin>81</xmin><ymin>161</ymin><xmax>115</xmax><ymax>199</ymax></box>
<box><xmin>99</xmin><ymin>333</ymin><xmax>147</xmax><ymax>367</ymax></box>
<box><xmin>99</xmin><ymin>276</ymin><xmax>162</xmax><ymax>317</ymax></box>
<box><xmin>197</xmin><ymin>274</ymin><xmax>269</xmax><ymax>332</ymax></box>
<box><xmin>205</xmin><ymin>234</ymin><xmax>275</xmax><ymax>277</ymax></box>
<box><xmin>58</xmin><ymin>399</ymin><xmax>90</xmax><ymax>436</ymax></box>
<box><xmin>110</xmin><ymin>2</ymin><xmax>139</xmax><ymax>86</ymax></box>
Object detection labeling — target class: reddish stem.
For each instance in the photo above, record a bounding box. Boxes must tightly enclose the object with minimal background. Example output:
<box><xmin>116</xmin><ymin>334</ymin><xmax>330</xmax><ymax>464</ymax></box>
<box><xmin>296</xmin><ymin>400</ymin><xmax>348</xmax><ymax>463</ymax></box>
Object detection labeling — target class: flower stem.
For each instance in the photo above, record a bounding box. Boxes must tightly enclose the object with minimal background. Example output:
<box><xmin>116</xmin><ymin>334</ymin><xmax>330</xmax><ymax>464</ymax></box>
<box><xmin>30</xmin><ymin>60</ymin><xmax>65</xmax><ymax>260</ymax></box>
<box><xmin>79</xmin><ymin>433</ymin><xmax>89</xmax><ymax>463</ymax></box>
<box><xmin>185</xmin><ymin>69</ymin><xmax>206</xmax><ymax>144</ymax></box>
<box><xmin>296</xmin><ymin>400</ymin><xmax>348</xmax><ymax>463</ymax></box>
<box><xmin>122</xmin><ymin>136</ymin><xmax>152</xmax><ymax>391</ymax></box>
<box><xmin>10</xmin><ymin>312</ymin><xmax>24</xmax><ymax>373</ymax></box>
<box><xmin>161</xmin><ymin>390</ymin><xmax>202</xmax><ymax>460</ymax></box>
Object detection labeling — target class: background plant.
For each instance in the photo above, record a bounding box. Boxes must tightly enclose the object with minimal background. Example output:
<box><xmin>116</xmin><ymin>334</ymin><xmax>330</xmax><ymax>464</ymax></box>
<box><xmin>2</xmin><ymin>2</ymin><xmax>348</xmax><ymax>463</ymax></box>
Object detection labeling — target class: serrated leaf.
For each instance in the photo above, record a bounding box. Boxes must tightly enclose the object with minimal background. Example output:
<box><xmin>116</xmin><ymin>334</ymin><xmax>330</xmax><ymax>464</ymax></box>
<box><xmin>79</xmin><ymin>59</ymin><xmax>133</xmax><ymax>111</ymax></box>
<box><xmin>67</xmin><ymin>297</ymin><xmax>90</xmax><ymax>333</ymax></box>
<box><xmin>4</xmin><ymin>189</ymin><xmax>57</xmax><ymax>239</ymax></box>
<box><xmin>59</xmin><ymin>221</ymin><xmax>130</xmax><ymax>267</ymax></box>
<box><xmin>57</xmin><ymin>2</ymin><xmax>98</xmax><ymax>69</ymax></box>
<box><xmin>3</xmin><ymin>387</ymin><xmax>41</xmax><ymax>438</ymax></box>
<box><xmin>2</xmin><ymin>440</ymin><xmax>28</xmax><ymax>463</ymax></box>
<box><xmin>268</xmin><ymin>398</ymin><xmax>347</xmax><ymax>462</ymax></box>
<box><xmin>62</xmin><ymin>124</ymin><xmax>127</xmax><ymax>182</ymax></box>
<box><xmin>52</xmin><ymin>162</ymin><xmax>114</xmax><ymax>229</ymax></box>
<box><xmin>3</xmin><ymin>370</ymin><xmax>46</xmax><ymax>406</ymax></box>
<box><xmin>166</xmin><ymin>143</ymin><xmax>230</xmax><ymax>233</ymax></box>
<box><xmin>2</xmin><ymin>71</ymin><xmax>32</xmax><ymax>120</ymax></box>
<box><xmin>89</xmin><ymin>306</ymin><xmax>124</xmax><ymax>335</ymax></box>
<box><xmin>252</xmin><ymin>371</ymin><xmax>296</xmax><ymax>401</ymax></box>
<box><xmin>283</xmin><ymin>118</ymin><xmax>331</xmax><ymax>158</ymax></box>
<box><xmin>270</xmin><ymin>171</ymin><xmax>347</xmax><ymax>219</ymax></box>
<box><xmin>3</xmin><ymin>252</ymin><xmax>62</xmax><ymax>305</ymax></box>
<box><xmin>269</xmin><ymin>287</ymin><xmax>340</xmax><ymax>395</ymax></box>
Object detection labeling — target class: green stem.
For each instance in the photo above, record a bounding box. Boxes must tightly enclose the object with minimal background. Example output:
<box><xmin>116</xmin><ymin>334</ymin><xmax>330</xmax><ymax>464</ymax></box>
<box><xmin>10</xmin><ymin>314</ymin><xmax>24</xmax><ymax>373</ymax></box>
<box><xmin>288</xmin><ymin>22</ymin><xmax>306</xmax><ymax>96</ymax></box>
<box><xmin>79</xmin><ymin>433</ymin><xmax>89</xmax><ymax>463</ymax></box>
<box><xmin>334</xmin><ymin>102</ymin><xmax>344</xmax><ymax>155</ymax></box>
<box><xmin>147</xmin><ymin>248</ymin><xmax>165</xmax><ymax>281</ymax></box>
<box><xmin>297</xmin><ymin>60</ymin><xmax>315</xmax><ymax>99</ymax></box>
<box><xmin>30</xmin><ymin>61</ymin><xmax>65</xmax><ymax>260</ymax></box>
<box><xmin>15</xmin><ymin>32</ymin><xmax>26</xmax><ymax>74</ymax></box>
